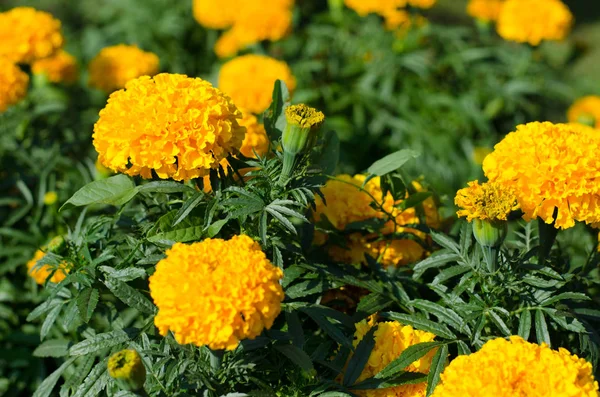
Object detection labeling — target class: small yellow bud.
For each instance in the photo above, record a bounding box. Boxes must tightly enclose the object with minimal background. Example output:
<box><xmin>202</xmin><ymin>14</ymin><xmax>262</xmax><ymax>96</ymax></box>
<box><xmin>43</xmin><ymin>191</ymin><xmax>58</xmax><ymax>205</ymax></box>
<box><xmin>282</xmin><ymin>104</ymin><xmax>325</xmax><ymax>156</ymax></box>
<box><xmin>108</xmin><ymin>349</ymin><xmax>146</xmax><ymax>392</ymax></box>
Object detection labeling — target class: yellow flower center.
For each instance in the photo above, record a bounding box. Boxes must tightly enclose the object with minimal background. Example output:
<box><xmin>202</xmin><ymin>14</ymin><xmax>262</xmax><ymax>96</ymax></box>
<box><xmin>285</xmin><ymin>104</ymin><xmax>325</xmax><ymax>129</ymax></box>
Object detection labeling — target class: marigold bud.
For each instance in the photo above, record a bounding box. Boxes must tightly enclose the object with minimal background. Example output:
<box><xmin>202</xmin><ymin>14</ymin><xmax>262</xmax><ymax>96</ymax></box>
<box><xmin>473</xmin><ymin>218</ymin><xmax>507</xmax><ymax>248</ymax></box>
<box><xmin>108</xmin><ymin>349</ymin><xmax>146</xmax><ymax>392</ymax></box>
<box><xmin>282</xmin><ymin>104</ymin><xmax>325</xmax><ymax>156</ymax></box>
<box><xmin>46</xmin><ymin>236</ymin><xmax>65</xmax><ymax>253</ymax></box>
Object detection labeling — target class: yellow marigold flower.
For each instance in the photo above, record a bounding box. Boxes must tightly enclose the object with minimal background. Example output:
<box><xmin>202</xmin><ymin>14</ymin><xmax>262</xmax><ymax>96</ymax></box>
<box><xmin>88</xmin><ymin>45</ymin><xmax>159</xmax><ymax>93</ymax></box>
<box><xmin>344</xmin><ymin>317</ymin><xmax>436</xmax><ymax>397</ymax></box>
<box><xmin>496</xmin><ymin>0</ymin><xmax>573</xmax><ymax>46</ymax></box>
<box><xmin>31</xmin><ymin>50</ymin><xmax>78</xmax><ymax>84</ymax></box>
<box><xmin>568</xmin><ymin>96</ymin><xmax>600</xmax><ymax>129</ymax></box>
<box><xmin>93</xmin><ymin>73</ymin><xmax>245</xmax><ymax>181</ymax></box>
<box><xmin>219</xmin><ymin>54</ymin><xmax>296</xmax><ymax>114</ymax></box>
<box><xmin>467</xmin><ymin>0</ymin><xmax>505</xmax><ymax>22</ymax></box>
<box><xmin>108</xmin><ymin>349</ymin><xmax>146</xmax><ymax>391</ymax></box>
<box><xmin>43</xmin><ymin>191</ymin><xmax>58</xmax><ymax>206</ymax></box>
<box><xmin>0</xmin><ymin>58</ymin><xmax>29</xmax><ymax>113</ymax></box>
<box><xmin>192</xmin><ymin>0</ymin><xmax>238</xmax><ymax>29</ymax></box>
<box><xmin>149</xmin><ymin>235</ymin><xmax>284</xmax><ymax>350</ymax></box>
<box><xmin>0</xmin><ymin>7</ymin><xmax>64</xmax><ymax>64</ymax></box>
<box><xmin>344</xmin><ymin>0</ymin><xmax>401</xmax><ymax>17</ymax></box>
<box><xmin>455</xmin><ymin>180</ymin><xmax>518</xmax><ymax>222</ymax></box>
<box><xmin>483</xmin><ymin>122</ymin><xmax>600</xmax><ymax>229</ymax></box>
<box><xmin>431</xmin><ymin>336</ymin><xmax>599</xmax><ymax>397</ymax></box>
<box><xmin>329</xmin><ymin>234</ymin><xmax>426</xmax><ymax>267</ymax></box>
<box><xmin>408</xmin><ymin>0</ymin><xmax>436</xmax><ymax>8</ymax></box>
<box><xmin>239</xmin><ymin>109</ymin><xmax>270</xmax><ymax>158</ymax></box>
<box><xmin>26</xmin><ymin>250</ymin><xmax>68</xmax><ymax>285</ymax></box>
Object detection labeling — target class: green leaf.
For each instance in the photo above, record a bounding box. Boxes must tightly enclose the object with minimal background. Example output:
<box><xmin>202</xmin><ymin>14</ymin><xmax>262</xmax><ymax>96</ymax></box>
<box><xmin>412</xmin><ymin>300</ymin><xmax>468</xmax><ymax>335</ymax></box>
<box><xmin>147</xmin><ymin>210</ymin><xmax>204</xmax><ymax>245</ymax></box>
<box><xmin>367</xmin><ymin>149</ymin><xmax>419</xmax><ymax>176</ymax></box>
<box><xmin>206</xmin><ymin>217</ymin><xmax>229</xmax><ymax>237</ymax></box>
<box><xmin>426</xmin><ymin>344</ymin><xmax>448</xmax><ymax>396</ymax></box>
<box><xmin>541</xmin><ymin>292</ymin><xmax>591</xmax><ymax>306</ymax></box>
<box><xmin>72</xmin><ymin>360</ymin><xmax>109</xmax><ymax>397</ymax></box>
<box><xmin>456</xmin><ymin>340</ymin><xmax>470</xmax><ymax>355</ymax></box>
<box><xmin>99</xmin><ymin>266</ymin><xmax>146</xmax><ymax>282</ymax></box>
<box><xmin>137</xmin><ymin>181</ymin><xmax>195</xmax><ymax>194</ymax></box>
<box><xmin>395</xmin><ymin>192</ymin><xmax>432</xmax><ymax>212</ymax></box>
<box><xmin>265</xmin><ymin>207</ymin><xmax>297</xmax><ymax>234</ymax></box>
<box><xmin>430</xmin><ymin>232</ymin><xmax>461</xmax><ymax>254</ymax></box>
<box><xmin>69</xmin><ymin>329</ymin><xmax>133</xmax><ymax>356</ymax></box>
<box><xmin>353</xmin><ymin>372</ymin><xmax>427</xmax><ymax>390</ymax></box>
<box><xmin>103</xmin><ymin>277</ymin><xmax>155</xmax><ymax>314</ymax></box>
<box><xmin>355</xmin><ymin>293</ymin><xmax>392</xmax><ymax>320</ymax></box>
<box><xmin>518</xmin><ymin>310</ymin><xmax>532</xmax><ymax>340</ymax></box>
<box><xmin>264</xmin><ymin>79</ymin><xmax>290</xmax><ymax>141</ymax></box>
<box><xmin>488</xmin><ymin>310</ymin><xmax>511</xmax><ymax>336</ymax></box>
<box><xmin>33</xmin><ymin>339</ymin><xmax>71</xmax><ymax>358</ymax></box>
<box><xmin>413</xmin><ymin>251</ymin><xmax>462</xmax><ymax>279</ymax></box>
<box><xmin>27</xmin><ymin>299</ymin><xmax>62</xmax><ymax>322</ymax></box>
<box><xmin>275</xmin><ymin>344</ymin><xmax>314</xmax><ymax>372</ymax></box>
<box><xmin>343</xmin><ymin>326</ymin><xmax>376</xmax><ymax>386</ymax></box>
<box><xmin>317</xmin><ymin>130</ymin><xmax>340</xmax><ymax>175</ymax></box>
<box><xmin>77</xmin><ymin>288</ymin><xmax>99</xmax><ymax>323</ymax></box>
<box><xmin>60</xmin><ymin>175</ymin><xmax>138</xmax><ymax>211</ymax></box>
<box><xmin>33</xmin><ymin>357</ymin><xmax>76</xmax><ymax>397</ymax></box>
<box><xmin>173</xmin><ymin>191</ymin><xmax>204</xmax><ymax>226</ymax></box>
<box><xmin>535</xmin><ymin>310</ymin><xmax>551</xmax><ymax>347</ymax></box>
<box><xmin>382</xmin><ymin>312</ymin><xmax>456</xmax><ymax>339</ymax></box>
<box><xmin>40</xmin><ymin>303</ymin><xmax>62</xmax><ymax>340</ymax></box>
<box><xmin>376</xmin><ymin>342</ymin><xmax>442</xmax><ymax>379</ymax></box>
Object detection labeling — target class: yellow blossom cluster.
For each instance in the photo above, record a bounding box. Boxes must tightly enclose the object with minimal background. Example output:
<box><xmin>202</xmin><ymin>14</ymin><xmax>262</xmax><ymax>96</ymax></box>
<box><xmin>466</xmin><ymin>0</ymin><xmax>506</xmax><ymax>22</ymax></box>
<box><xmin>88</xmin><ymin>45</ymin><xmax>160</xmax><ymax>93</ymax></box>
<box><xmin>0</xmin><ymin>7</ymin><xmax>64</xmax><ymax>64</ymax></box>
<box><xmin>219</xmin><ymin>54</ymin><xmax>296</xmax><ymax>114</ymax></box>
<box><xmin>496</xmin><ymin>0</ymin><xmax>573</xmax><ymax>46</ymax></box>
<box><xmin>483</xmin><ymin>122</ymin><xmax>600</xmax><ymax>229</ymax></box>
<box><xmin>149</xmin><ymin>235</ymin><xmax>284</xmax><ymax>350</ymax></box>
<box><xmin>455</xmin><ymin>180</ymin><xmax>519</xmax><ymax>222</ymax></box>
<box><xmin>431</xmin><ymin>336</ymin><xmax>599</xmax><ymax>397</ymax></box>
<box><xmin>346</xmin><ymin>317</ymin><xmax>436</xmax><ymax>397</ymax></box>
<box><xmin>93</xmin><ymin>73</ymin><xmax>246</xmax><ymax>181</ymax></box>
<box><xmin>344</xmin><ymin>0</ymin><xmax>435</xmax><ymax>31</ymax></box>
<box><xmin>193</xmin><ymin>0</ymin><xmax>294</xmax><ymax>58</ymax></box>
<box><xmin>0</xmin><ymin>57</ymin><xmax>29</xmax><ymax>112</ymax></box>
<box><xmin>568</xmin><ymin>96</ymin><xmax>600</xmax><ymax>129</ymax></box>
<box><xmin>26</xmin><ymin>249</ymin><xmax>68</xmax><ymax>285</ymax></box>
<box><xmin>32</xmin><ymin>50</ymin><xmax>78</xmax><ymax>84</ymax></box>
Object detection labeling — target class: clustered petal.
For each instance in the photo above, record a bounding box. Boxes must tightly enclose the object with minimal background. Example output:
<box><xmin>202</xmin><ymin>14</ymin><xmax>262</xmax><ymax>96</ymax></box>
<box><xmin>32</xmin><ymin>50</ymin><xmax>78</xmax><ymax>84</ymax></box>
<box><xmin>496</xmin><ymin>0</ymin><xmax>573</xmax><ymax>46</ymax></box>
<box><xmin>568</xmin><ymin>96</ymin><xmax>600</xmax><ymax>129</ymax></box>
<box><xmin>455</xmin><ymin>180</ymin><xmax>519</xmax><ymax>222</ymax></box>
<box><xmin>466</xmin><ymin>0</ymin><xmax>506</xmax><ymax>22</ymax></box>
<box><xmin>431</xmin><ymin>336</ymin><xmax>599</xmax><ymax>397</ymax></box>
<box><xmin>0</xmin><ymin>7</ymin><xmax>64</xmax><ymax>63</ymax></box>
<box><xmin>238</xmin><ymin>109</ymin><xmax>270</xmax><ymax>158</ymax></box>
<box><xmin>345</xmin><ymin>317</ymin><xmax>436</xmax><ymax>397</ymax></box>
<box><xmin>93</xmin><ymin>73</ymin><xmax>246</xmax><ymax>181</ymax></box>
<box><xmin>219</xmin><ymin>54</ymin><xmax>296</xmax><ymax>114</ymax></box>
<box><xmin>149</xmin><ymin>235</ymin><xmax>284</xmax><ymax>350</ymax></box>
<box><xmin>26</xmin><ymin>250</ymin><xmax>68</xmax><ymax>285</ymax></box>
<box><xmin>0</xmin><ymin>58</ymin><xmax>29</xmax><ymax>112</ymax></box>
<box><xmin>88</xmin><ymin>45</ymin><xmax>160</xmax><ymax>93</ymax></box>
<box><xmin>483</xmin><ymin>122</ymin><xmax>600</xmax><ymax>229</ymax></box>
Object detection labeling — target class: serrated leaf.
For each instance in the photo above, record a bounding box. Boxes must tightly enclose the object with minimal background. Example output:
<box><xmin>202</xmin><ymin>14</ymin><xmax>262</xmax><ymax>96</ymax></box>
<box><xmin>137</xmin><ymin>181</ymin><xmax>195</xmax><ymax>194</ymax></box>
<box><xmin>72</xmin><ymin>360</ymin><xmax>109</xmax><ymax>397</ymax></box>
<box><xmin>412</xmin><ymin>300</ymin><xmax>469</xmax><ymax>335</ymax></box>
<box><xmin>456</xmin><ymin>340</ymin><xmax>470</xmax><ymax>355</ymax></box>
<box><xmin>266</xmin><ymin>207</ymin><xmax>297</xmax><ymax>234</ymax></box>
<box><xmin>488</xmin><ymin>310</ymin><xmax>511</xmax><ymax>336</ymax></box>
<box><xmin>206</xmin><ymin>217</ymin><xmax>229</xmax><ymax>237</ymax></box>
<box><xmin>344</xmin><ymin>326</ymin><xmax>376</xmax><ymax>386</ymax></box>
<box><xmin>426</xmin><ymin>344</ymin><xmax>448</xmax><ymax>396</ymax></box>
<box><xmin>518</xmin><ymin>310</ymin><xmax>532</xmax><ymax>340</ymax></box>
<box><xmin>69</xmin><ymin>329</ymin><xmax>133</xmax><ymax>356</ymax></box>
<box><xmin>430</xmin><ymin>232</ymin><xmax>460</xmax><ymax>254</ymax></box>
<box><xmin>76</xmin><ymin>288</ymin><xmax>99</xmax><ymax>323</ymax></box>
<box><xmin>413</xmin><ymin>251</ymin><xmax>462</xmax><ymax>279</ymax></box>
<box><xmin>99</xmin><ymin>266</ymin><xmax>146</xmax><ymax>282</ymax></box>
<box><xmin>355</xmin><ymin>293</ymin><xmax>393</xmax><ymax>320</ymax></box>
<box><xmin>173</xmin><ymin>191</ymin><xmax>204</xmax><ymax>226</ymax></box>
<box><xmin>376</xmin><ymin>342</ymin><xmax>442</xmax><ymax>379</ymax></box>
<box><xmin>41</xmin><ymin>303</ymin><xmax>62</xmax><ymax>340</ymax></box>
<box><xmin>353</xmin><ymin>372</ymin><xmax>427</xmax><ymax>390</ymax></box>
<box><xmin>103</xmin><ymin>277</ymin><xmax>155</xmax><ymax>314</ymax></box>
<box><xmin>27</xmin><ymin>299</ymin><xmax>62</xmax><ymax>322</ymax></box>
<box><xmin>147</xmin><ymin>210</ymin><xmax>204</xmax><ymax>245</ymax></box>
<box><xmin>32</xmin><ymin>357</ymin><xmax>76</xmax><ymax>397</ymax></box>
<box><xmin>60</xmin><ymin>175</ymin><xmax>137</xmax><ymax>211</ymax></box>
<box><xmin>267</xmin><ymin>204</ymin><xmax>308</xmax><ymax>222</ymax></box>
<box><xmin>275</xmin><ymin>344</ymin><xmax>314</xmax><ymax>372</ymax></box>
<box><xmin>535</xmin><ymin>310</ymin><xmax>551</xmax><ymax>347</ymax></box>
<box><xmin>264</xmin><ymin>80</ymin><xmax>290</xmax><ymax>141</ymax></box>
<box><xmin>541</xmin><ymin>292</ymin><xmax>590</xmax><ymax>306</ymax></box>
<box><xmin>382</xmin><ymin>312</ymin><xmax>456</xmax><ymax>339</ymax></box>
<box><xmin>33</xmin><ymin>339</ymin><xmax>70</xmax><ymax>358</ymax></box>
<box><xmin>367</xmin><ymin>149</ymin><xmax>419</xmax><ymax>176</ymax></box>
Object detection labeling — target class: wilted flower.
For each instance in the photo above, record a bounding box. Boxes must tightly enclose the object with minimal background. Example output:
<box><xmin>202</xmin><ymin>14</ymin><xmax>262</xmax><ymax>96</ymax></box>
<box><xmin>0</xmin><ymin>58</ymin><xmax>29</xmax><ymax>112</ymax></box>
<box><xmin>32</xmin><ymin>50</ymin><xmax>78</xmax><ymax>84</ymax></box>
<box><xmin>149</xmin><ymin>235</ymin><xmax>284</xmax><ymax>350</ymax></box>
<box><xmin>0</xmin><ymin>7</ymin><xmax>64</xmax><ymax>63</ymax></box>
<box><xmin>88</xmin><ymin>45</ymin><xmax>159</xmax><ymax>93</ymax></box>
<box><xmin>496</xmin><ymin>0</ymin><xmax>573</xmax><ymax>46</ymax></box>
<box><xmin>219</xmin><ymin>54</ymin><xmax>296</xmax><ymax>114</ymax></box>
<box><xmin>431</xmin><ymin>336</ymin><xmax>599</xmax><ymax>397</ymax></box>
<box><xmin>568</xmin><ymin>96</ymin><xmax>600</xmax><ymax>129</ymax></box>
<box><xmin>93</xmin><ymin>73</ymin><xmax>245</xmax><ymax>181</ymax></box>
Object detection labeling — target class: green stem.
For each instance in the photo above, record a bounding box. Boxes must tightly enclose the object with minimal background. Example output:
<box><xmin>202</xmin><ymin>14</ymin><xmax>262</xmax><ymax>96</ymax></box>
<box><xmin>482</xmin><ymin>245</ymin><xmax>498</xmax><ymax>273</ymax></box>
<box><xmin>278</xmin><ymin>152</ymin><xmax>297</xmax><ymax>186</ymax></box>
<box><xmin>538</xmin><ymin>218</ymin><xmax>559</xmax><ymax>264</ymax></box>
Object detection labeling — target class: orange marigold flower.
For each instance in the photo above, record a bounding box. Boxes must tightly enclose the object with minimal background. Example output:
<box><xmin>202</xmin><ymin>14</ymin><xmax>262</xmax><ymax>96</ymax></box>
<box><xmin>496</xmin><ymin>0</ymin><xmax>573</xmax><ymax>46</ymax></box>
<box><xmin>483</xmin><ymin>122</ymin><xmax>600</xmax><ymax>229</ymax></box>
<box><xmin>192</xmin><ymin>0</ymin><xmax>238</xmax><ymax>29</ymax></box>
<box><xmin>0</xmin><ymin>58</ymin><xmax>29</xmax><ymax>112</ymax></box>
<box><xmin>467</xmin><ymin>0</ymin><xmax>505</xmax><ymax>22</ymax></box>
<box><xmin>431</xmin><ymin>336</ymin><xmax>599</xmax><ymax>397</ymax></box>
<box><xmin>32</xmin><ymin>50</ymin><xmax>78</xmax><ymax>84</ymax></box>
<box><xmin>455</xmin><ymin>180</ymin><xmax>519</xmax><ymax>222</ymax></box>
<box><xmin>149</xmin><ymin>235</ymin><xmax>284</xmax><ymax>350</ymax></box>
<box><xmin>0</xmin><ymin>7</ymin><xmax>64</xmax><ymax>63</ymax></box>
<box><xmin>93</xmin><ymin>73</ymin><xmax>246</xmax><ymax>181</ymax></box>
<box><xmin>568</xmin><ymin>96</ymin><xmax>600</xmax><ymax>129</ymax></box>
<box><xmin>88</xmin><ymin>45</ymin><xmax>159</xmax><ymax>93</ymax></box>
<box><xmin>239</xmin><ymin>109</ymin><xmax>270</xmax><ymax>158</ymax></box>
<box><xmin>219</xmin><ymin>54</ymin><xmax>296</xmax><ymax>114</ymax></box>
<box><xmin>26</xmin><ymin>249</ymin><xmax>68</xmax><ymax>285</ymax></box>
<box><xmin>343</xmin><ymin>317</ymin><xmax>436</xmax><ymax>397</ymax></box>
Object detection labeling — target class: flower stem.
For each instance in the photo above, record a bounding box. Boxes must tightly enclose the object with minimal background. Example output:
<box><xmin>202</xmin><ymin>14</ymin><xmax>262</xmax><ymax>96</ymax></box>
<box><xmin>279</xmin><ymin>152</ymin><xmax>296</xmax><ymax>186</ymax></box>
<box><xmin>538</xmin><ymin>218</ymin><xmax>559</xmax><ymax>264</ymax></box>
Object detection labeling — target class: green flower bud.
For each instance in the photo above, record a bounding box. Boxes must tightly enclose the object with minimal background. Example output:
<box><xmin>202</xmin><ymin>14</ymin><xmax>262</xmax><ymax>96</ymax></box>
<box><xmin>108</xmin><ymin>349</ymin><xmax>147</xmax><ymax>392</ymax></box>
<box><xmin>473</xmin><ymin>218</ymin><xmax>507</xmax><ymax>248</ymax></box>
<box><xmin>46</xmin><ymin>236</ymin><xmax>66</xmax><ymax>254</ymax></box>
<box><xmin>281</xmin><ymin>104</ymin><xmax>325</xmax><ymax>156</ymax></box>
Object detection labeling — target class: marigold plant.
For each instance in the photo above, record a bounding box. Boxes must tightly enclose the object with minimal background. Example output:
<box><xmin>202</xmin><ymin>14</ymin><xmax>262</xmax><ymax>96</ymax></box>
<box><xmin>31</xmin><ymin>50</ymin><xmax>78</xmax><ymax>84</ymax></box>
<box><xmin>568</xmin><ymin>96</ymin><xmax>600</xmax><ymax>129</ymax></box>
<box><xmin>431</xmin><ymin>336</ymin><xmax>599</xmax><ymax>397</ymax></box>
<box><xmin>0</xmin><ymin>7</ymin><xmax>64</xmax><ymax>63</ymax></box>
<box><xmin>496</xmin><ymin>0</ymin><xmax>573</xmax><ymax>46</ymax></box>
<box><xmin>88</xmin><ymin>45</ymin><xmax>159</xmax><ymax>93</ymax></box>
<box><xmin>26</xmin><ymin>250</ymin><xmax>68</xmax><ymax>285</ymax></box>
<box><xmin>0</xmin><ymin>58</ymin><xmax>29</xmax><ymax>112</ymax></box>
<box><xmin>219</xmin><ymin>54</ymin><xmax>296</xmax><ymax>114</ymax></box>
<box><xmin>455</xmin><ymin>180</ymin><xmax>519</xmax><ymax>222</ymax></box>
<box><xmin>344</xmin><ymin>317</ymin><xmax>437</xmax><ymax>397</ymax></box>
<box><xmin>483</xmin><ymin>122</ymin><xmax>600</xmax><ymax>229</ymax></box>
<box><xmin>467</xmin><ymin>0</ymin><xmax>506</xmax><ymax>22</ymax></box>
<box><xmin>93</xmin><ymin>73</ymin><xmax>246</xmax><ymax>181</ymax></box>
<box><xmin>149</xmin><ymin>235</ymin><xmax>284</xmax><ymax>350</ymax></box>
